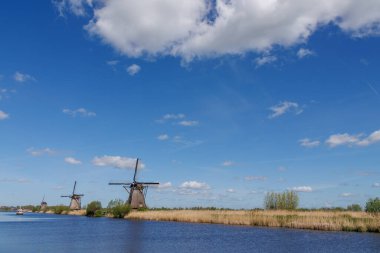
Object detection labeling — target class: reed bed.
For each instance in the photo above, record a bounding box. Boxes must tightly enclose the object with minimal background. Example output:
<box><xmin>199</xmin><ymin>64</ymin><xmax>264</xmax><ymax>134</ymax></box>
<box><xmin>127</xmin><ymin>210</ymin><xmax>380</xmax><ymax>233</ymax></box>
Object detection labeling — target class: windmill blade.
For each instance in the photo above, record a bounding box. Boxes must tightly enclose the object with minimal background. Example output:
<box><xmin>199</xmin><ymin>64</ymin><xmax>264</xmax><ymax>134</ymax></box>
<box><xmin>72</xmin><ymin>181</ymin><xmax>77</xmax><ymax>195</ymax></box>
<box><xmin>74</xmin><ymin>194</ymin><xmax>84</xmax><ymax>197</ymax></box>
<box><xmin>133</xmin><ymin>158</ymin><xmax>139</xmax><ymax>182</ymax></box>
<box><xmin>61</xmin><ymin>195</ymin><xmax>71</xmax><ymax>197</ymax></box>
<box><xmin>138</xmin><ymin>182</ymin><xmax>159</xmax><ymax>185</ymax></box>
<box><xmin>109</xmin><ymin>182</ymin><xmax>132</xmax><ymax>185</ymax></box>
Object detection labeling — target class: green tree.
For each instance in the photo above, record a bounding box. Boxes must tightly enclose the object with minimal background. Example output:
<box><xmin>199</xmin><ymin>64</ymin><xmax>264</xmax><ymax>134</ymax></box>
<box><xmin>347</xmin><ymin>204</ymin><xmax>362</xmax><ymax>212</ymax></box>
<box><xmin>365</xmin><ymin>198</ymin><xmax>380</xmax><ymax>213</ymax></box>
<box><xmin>107</xmin><ymin>199</ymin><xmax>131</xmax><ymax>218</ymax></box>
<box><xmin>86</xmin><ymin>201</ymin><xmax>102</xmax><ymax>217</ymax></box>
<box><xmin>264</xmin><ymin>191</ymin><xmax>299</xmax><ymax>210</ymax></box>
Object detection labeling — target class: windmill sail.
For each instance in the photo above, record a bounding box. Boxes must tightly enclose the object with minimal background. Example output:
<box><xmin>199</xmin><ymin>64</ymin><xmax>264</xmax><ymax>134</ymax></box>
<box><xmin>109</xmin><ymin>158</ymin><xmax>159</xmax><ymax>209</ymax></box>
<box><xmin>61</xmin><ymin>181</ymin><xmax>84</xmax><ymax>210</ymax></box>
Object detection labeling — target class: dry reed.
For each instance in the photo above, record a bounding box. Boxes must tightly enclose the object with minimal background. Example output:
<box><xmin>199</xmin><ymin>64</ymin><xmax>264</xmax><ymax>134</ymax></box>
<box><xmin>126</xmin><ymin>210</ymin><xmax>380</xmax><ymax>233</ymax></box>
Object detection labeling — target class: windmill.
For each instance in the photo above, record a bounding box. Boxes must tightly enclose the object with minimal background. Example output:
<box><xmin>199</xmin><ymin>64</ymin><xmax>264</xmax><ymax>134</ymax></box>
<box><xmin>109</xmin><ymin>158</ymin><xmax>159</xmax><ymax>209</ymax></box>
<box><xmin>40</xmin><ymin>195</ymin><xmax>47</xmax><ymax>211</ymax></box>
<box><xmin>61</xmin><ymin>181</ymin><xmax>84</xmax><ymax>210</ymax></box>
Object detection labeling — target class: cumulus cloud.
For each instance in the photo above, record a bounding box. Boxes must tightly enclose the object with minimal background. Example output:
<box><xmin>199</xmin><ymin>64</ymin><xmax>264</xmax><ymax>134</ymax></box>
<box><xmin>291</xmin><ymin>186</ymin><xmax>313</xmax><ymax>192</ymax></box>
<box><xmin>372</xmin><ymin>182</ymin><xmax>380</xmax><ymax>188</ymax></box>
<box><xmin>226</xmin><ymin>188</ymin><xmax>236</xmax><ymax>193</ymax></box>
<box><xmin>222</xmin><ymin>160</ymin><xmax>234</xmax><ymax>167</ymax></box>
<box><xmin>157</xmin><ymin>134</ymin><xmax>169</xmax><ymax>141</ymax></box>
<box><xmin>245</xmin><ymin>176</ymin><xmax>267</xmax><ymax>181</ymax></box>
<box><xmin>53</xmin><ymin>0</ymin><xmax>92</xmax><ymax>17</ymax></box>
<box><xmin>299</xmin><ymin>138</ymin><xmax>320</xmax><ymax>148</ymax></box>
<box><xmin>13</xmin><ymin>71</ymin><xmax>35</xmax><ymax>82</ymax></box>
<box><xmin>64</xmin><ymin>157</ymin><xmax>82</xmax><ymax>165</ymax></box>
<box><xmin>326</xmin><ymin>129</ymin><xmax>380</xmax><ymax>147</ymax></box>
<box><xmin>126</xmin><ymin>64</ymin><xmax>141</xmax><ymax>76</ymax></box>
<box><xmin>107</xmin><ymin>60</ymin><xmax>119</xmax><ymax>66</ymax></box>
<box><xmin>92</xmin><ymin>155</ymin><xmax>144</xmax><ymax>169</ymax></box>
<box><xmin>180</xmin><ymin>181</ymin><xmax>210</xmax><ymax>190</ymax></box>
<box><xmin>156</xmin><ymin>113</ymin><xmax>186</xmax><ymax>123</ymax></box>
<box><xmin>67</xmin><ymin>0</ymin><xmax>380</xmax><ymax>60</ymax></box>
<box><xmin>158</xmin><ymin>182</ymin><xmax>172</xmax><ymax>189</ymax></box>
<box><xmin>63</xmin><ymin>108</ymin><xmax>96</xmax><ymax>117</ymax></box>
<box><xmin>0</xmin><ymin>110</ymin><xmax>9</xmax><ymax>120</ymax></box>
<box><xmin>254</xmin><ymin>55</ymin><xmax>277</xmax><ymax>67</ymax></box>
<box><xmin>268</xmin><ymin>101</ymin><xmax>302</xmax><ymax>119</ymax></box>
<box><xmin>27</xmin><ymin>147</ymin><xmax>55</xmax><ymax>156</ymax></box>
<box><xmin>178</xmin><ymin>120</ymin><xmax>199</xmax><ymax>127</ymax></box>
<box><xmin>297</xmin><ymin>48</ymin><xmax>314</xmax><ymax>58</ymax></box>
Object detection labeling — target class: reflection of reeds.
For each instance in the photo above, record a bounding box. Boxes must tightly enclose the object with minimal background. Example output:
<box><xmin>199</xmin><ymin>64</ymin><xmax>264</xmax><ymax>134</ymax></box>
<box><xmin>127</xmin><ymin>210</ymin><xmax>380</xmax><ymax>233</ymax></box>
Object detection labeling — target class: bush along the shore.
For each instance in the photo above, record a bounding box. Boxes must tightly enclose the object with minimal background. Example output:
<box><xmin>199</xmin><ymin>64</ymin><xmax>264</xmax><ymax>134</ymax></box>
<box><xmin>347</xmin><ymin>204</ymin><xmax>362</xmax><ymax>212</ymax></box>
<box><xmin>107</xmin><ymin>199</ymin><xmax>131</xmax><ymax>218</ymax></box>
<box><xmin>51</xmin><ymin>205</ymin><xmax>70</xmax><ymax>214</ymax></box>
<box><xmin>264</xmin><ymin>191</ymin><xmax>299</xmax><ymax>210</ymax></box>
<box><xmin>86</xmin><ymin>201</ymin><xmax>103</xmax><ymax>217</ymax></box>
<box><xmin>365</xmin><ymin>198</ymin><xmax>380</xmax><ymax>213</ymax></box>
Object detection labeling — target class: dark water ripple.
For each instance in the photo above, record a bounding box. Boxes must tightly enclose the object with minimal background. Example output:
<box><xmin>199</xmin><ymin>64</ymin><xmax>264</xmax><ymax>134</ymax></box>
<box><xmin>0</xmin><ymin>212</ymin><xmax>379</xmax><ymax>253</ymax></box>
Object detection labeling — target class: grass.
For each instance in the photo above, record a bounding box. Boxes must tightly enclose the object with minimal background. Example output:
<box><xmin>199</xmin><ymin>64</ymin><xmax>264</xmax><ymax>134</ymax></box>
<box><xmin>126</xmin><ymin>209</ymin><xmax>380</xmax><ymax>233</ymax></box>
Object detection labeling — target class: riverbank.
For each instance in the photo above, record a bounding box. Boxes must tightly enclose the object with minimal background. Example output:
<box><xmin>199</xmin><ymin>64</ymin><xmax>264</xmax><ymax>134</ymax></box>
<box><xmin>126</xmin><ymin>209</ymin><xmax>380</xmax><ymax>233</ymax></box>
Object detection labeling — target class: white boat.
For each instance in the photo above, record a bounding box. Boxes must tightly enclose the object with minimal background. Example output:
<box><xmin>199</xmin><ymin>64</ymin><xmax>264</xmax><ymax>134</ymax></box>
<box><xmin>16</xmin><ymin>208</ymin><xmax>24</xmax><ymax>215</ymax></box>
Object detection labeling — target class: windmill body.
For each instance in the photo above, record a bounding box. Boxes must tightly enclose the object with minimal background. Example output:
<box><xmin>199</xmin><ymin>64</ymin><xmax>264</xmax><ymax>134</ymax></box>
<box><xmin>61</xmin><ymin>181</ymin><xmax>84</xmax><ymax>210</ymax></box>
<box><xmin>40</xmin><ymin>195</ymin><xmax>47</xmax><ymax>211</ymax></box>
<box><xmin>109</xmin><ymin>158</ymin><xmax>159</xmax><ymax>209</ymax></box>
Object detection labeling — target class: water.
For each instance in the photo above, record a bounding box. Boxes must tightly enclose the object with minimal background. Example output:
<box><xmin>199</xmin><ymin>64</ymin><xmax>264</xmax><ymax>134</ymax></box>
<box><xmin>0</xmin><ymin>212</ymin><xmax>379</xmax><ymax>253</ymax></box>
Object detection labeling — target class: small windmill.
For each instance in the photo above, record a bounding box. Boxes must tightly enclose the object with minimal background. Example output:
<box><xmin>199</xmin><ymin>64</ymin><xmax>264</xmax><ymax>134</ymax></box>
<box><xmin>109</xmin><ymin>158</ymin><xmax>159</xmax><ymax>209</ymax></box>
<box><xmin>61</xmin><ymin>181</ymin><xmax>84</xmax><ymax>210</ymax></box>
<box><xmin>40</xmin><ymin>195</ymin><xmax>47</xmax><ymax>211</ymax></box>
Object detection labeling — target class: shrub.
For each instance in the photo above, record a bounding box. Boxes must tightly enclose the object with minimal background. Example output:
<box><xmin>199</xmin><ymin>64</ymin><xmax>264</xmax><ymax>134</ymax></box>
<box><xmin>86</xmin><ymin>201</ymin><xmax>102</xmax><ymax>217</ymax></box>
<box><xmin>264</xmin><ymin>191</ymin><xmax>299</xmax><ymax>210</ymax></box>
<box><xmin>365</xmin><ymin>198</ymin><xmax>380</xmax><ymax>213</ymax></box>
<box><xmin>53</xmin><ymin>205</ymin><xmax>70</xmax><ymax>214</ymax></box>
<box><xmin>94</xmin><ymin>210</ymin><xmax>104</xmax><ymax>217</ymax></box>
<box><xmin>347</xmin><ymin>204</ymin><xmax>362</xmax><ymax>212</ymax></box>
<box><xmin>107</xmin><ymin>199</ymin><xmax>131</xmax><ymax>218</ymax></box>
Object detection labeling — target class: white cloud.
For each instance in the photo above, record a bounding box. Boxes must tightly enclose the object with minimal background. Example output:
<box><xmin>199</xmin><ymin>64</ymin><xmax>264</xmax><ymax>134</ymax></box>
<box><xmin>107</xmin><ymin>60</ymin><xmax>119</xmax><ymax>66</ymax></box>
<box><xmin>180</xmin><ymin>181</ymin><xmax>210</xmax><ymax>190</ymax></box>
<box><xmin>64</xmin><ymin>157</ymin><xmax>82</xmax><ymax>165</ymax></box>
<box><xmin>254</xmin><ymin>55</ymin><xmax>277</xmax><ymax>67</ymax></box>
<box><xmin>92</xmin><ymin>155</ymin><xmax>144</xmax><ymax>169</ymax></box>
<box><xmin>291</xmin><ymin>186</ymin><xmax>313</xmax><ymax>192</ymax></box>
<box><xmin>53</xmin><ymin>0</ymin><xmax>92</xmax><ymax>17</ymax></box>
<box><xmin>0</xmin><ymin>88</ymin><xmax>8</xmax><ymax>100</ymax></box>
<box><xmin>326</xmin><ymin>129</ymin><xmax>380</xmax><ymax>147</ymax></box>
<box><xmin>299</xmin><ymin>138</ymin><xmax>320</xmax><ymax>148</ymax></box>
<box><xmin>0</xmin><ymin>110</ymin><xmax>9</xmax><ymax>120</ymax></box>
<box><xmin>63</xmin><ymin>108</ymin><xmax>96</xmax><ymax>117</ymax></box>
<box><xmin>0</xmin><ymin>178</ymin><xmax>30</xmax><ymax>184</ymax></box>
<box><xmin>297</xmin><ymin>48</ymin><xmax>314</xmax><ymax>58</ymax></box>
<box><xmin>158</xmin><ymin>182</ymin><xmax>172</xmax><ymax>189</ymax></box>
<box><xmin>222</xmin><ymin>160</ymin><xmax>234</xmax><ymax>167</ymax></box>
<box><xmin>79</xmin><ymin>0</ymin><xmax>380</xmax><ymax>60</ymax></box>
<box><xmin>126</xmin><ymin>64</ymin><xmax>141</xmax><ymax>76</ymax></box>
<box><xmin>156</xmin><ymin>113</ymin><xmax>186</xmax><ymax>123</ymax></box>
<box><xmin>157</xmin><ymin>134</ymin><xmax>169</xmax><ymax>141</ymax></box>
<box><xmin>340</xmin><ymin>192</ymin><xmax>353</xmax><ymax>197</ymax></box>
<box><xmin>244</xmin><ymin>176</ymin><xmax>267</xmax><ymax>181</ymax></box>
<box><xmin>226</xmin><ymin>188</ymin><xmax>236</xmax><ymax>193</ymax></box>
<box><xmin>27</xmin><ymin>147</ymin><xmax>55</xmax><ymax>156</ymax></box>
<box><xmin>268</xmin><ymin>101</ymin><xmax>302</xmax><ymax>119</ymax></box>
<box><xmin>178</xmin><ymin>120</ymin><xmax>199</xmax><ymax>126</ymax></box>
<box><xmin>372</xmin><ymin>182</ymin><xmax>380</xmax><ymax>188</ymax></box>
<box><xmin>13</xmin><ymin>71</ymin><xmax>35</xmax><ymax>82</ymax></box>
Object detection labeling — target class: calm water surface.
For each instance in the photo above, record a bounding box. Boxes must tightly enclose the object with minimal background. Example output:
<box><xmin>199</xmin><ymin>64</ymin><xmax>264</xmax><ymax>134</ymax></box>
<box><xmin>0</xmin><ymin>212</ymin><xmax>379</xmax><ymax>253</ymax></box>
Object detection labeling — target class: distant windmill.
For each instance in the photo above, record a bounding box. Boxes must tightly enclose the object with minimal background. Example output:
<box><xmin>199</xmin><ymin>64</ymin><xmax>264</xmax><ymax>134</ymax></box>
<box><xmin>40</xmin><ymin>195</ymin><xmax>47</xmax><ymax>211</ymax></box>
<box><xmin>109</xmin><ymin>158</ymin><xmax>159</xmax><ymax>209</ymax></box>
<box><xmin>61</xmin><ymin>181</ymin><xmax>84</xmax><ymax>210</ymax></box>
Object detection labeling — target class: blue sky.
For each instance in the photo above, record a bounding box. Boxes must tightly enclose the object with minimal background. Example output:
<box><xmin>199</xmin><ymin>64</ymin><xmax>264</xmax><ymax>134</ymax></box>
<box><xmin>0</xmin><ymin>0</ymin><xmax>380</xmax><ymax>209</ymax></box>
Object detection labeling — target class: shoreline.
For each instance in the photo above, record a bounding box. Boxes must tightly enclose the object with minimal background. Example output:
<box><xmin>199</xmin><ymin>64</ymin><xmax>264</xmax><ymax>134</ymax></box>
<box><xmin>37</xmin><ymin>209</ymin><xmax>380</xmax><ymax>233</ymax></box>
